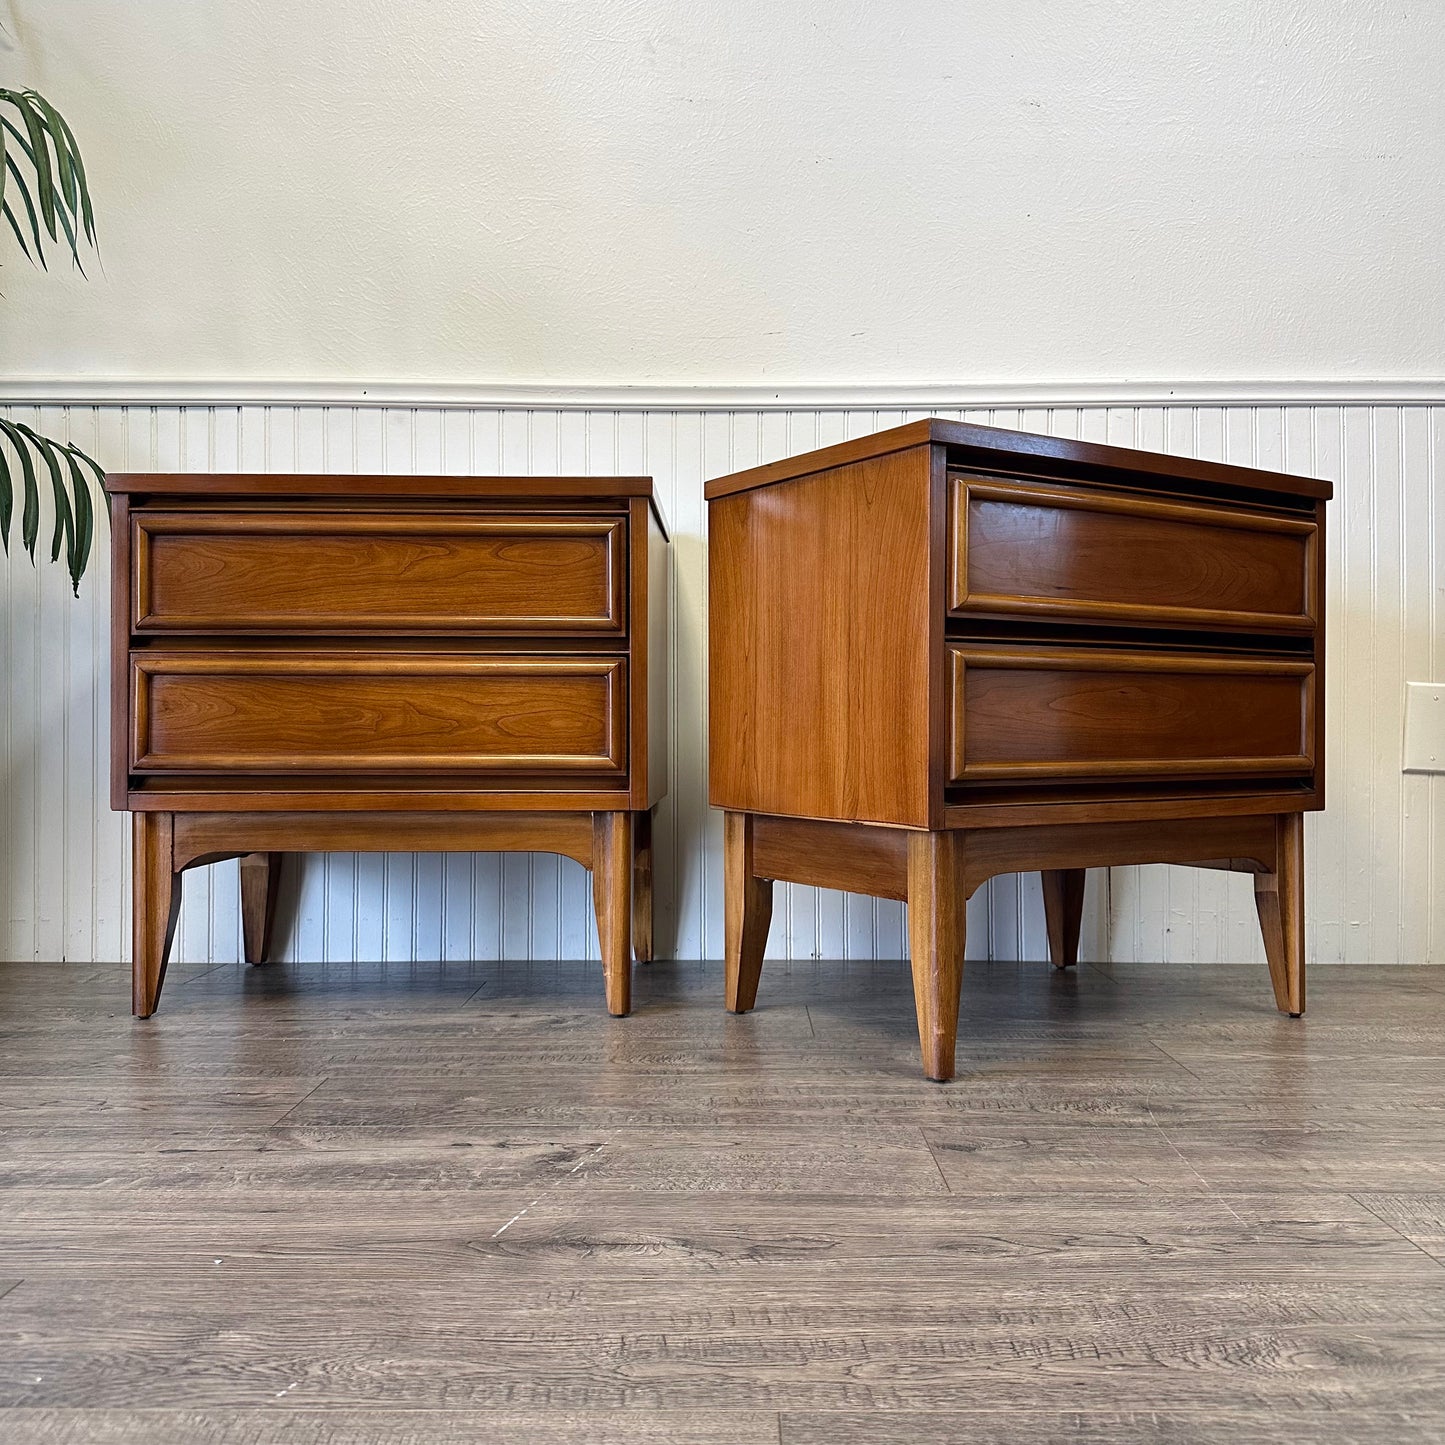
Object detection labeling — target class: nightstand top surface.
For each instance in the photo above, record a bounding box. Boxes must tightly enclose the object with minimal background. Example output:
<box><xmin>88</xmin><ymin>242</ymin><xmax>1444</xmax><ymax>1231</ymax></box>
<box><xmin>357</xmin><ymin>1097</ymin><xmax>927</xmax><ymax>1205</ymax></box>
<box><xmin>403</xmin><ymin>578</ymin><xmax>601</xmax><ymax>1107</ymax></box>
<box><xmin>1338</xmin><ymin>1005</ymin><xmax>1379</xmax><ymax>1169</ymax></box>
<box><xmin>703</xmin><ymin>418</ymin><xmax>1331</xmax><ymax>505</ymax></box>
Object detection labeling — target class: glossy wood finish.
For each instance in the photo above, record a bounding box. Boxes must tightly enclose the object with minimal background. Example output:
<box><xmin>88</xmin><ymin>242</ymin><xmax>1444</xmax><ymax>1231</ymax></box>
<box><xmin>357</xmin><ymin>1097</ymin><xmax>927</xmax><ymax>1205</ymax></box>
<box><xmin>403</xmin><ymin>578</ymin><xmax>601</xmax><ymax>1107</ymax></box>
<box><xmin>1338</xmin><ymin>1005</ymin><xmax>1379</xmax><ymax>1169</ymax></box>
<box><xmin>951</xmin><ymin>476</ymin><xmax>1317</xmax><ymax>632</ymax></box>
<box><xmin>132</xmin><ymin>654</ymin><xmax>627</xmax><ymax>777</ymax></box>
<box><xmin>1042</xmin><ymin>867</ymin><xmax>1086</xmax><ymax>969</ymax></box>
<box><xmin>130</xmin><ymin>813</ymin><xmax>180</xmax><ymax>1018</ymax></box>
<box><xmin>238</xmin><ymin>852</ymin><xmax>282</xmax><ymax>966</ymax></box>
<box><xmin>707</xmin><ymin>421</ymin><xmax>1330</xmax><ymax>1079</ymax></box>
<box><xmin>708</xmin><ymin>447</ymin><xmax>934</xmax><ymax>829</ymax></box>
<box><xmin>948</xmin><ymin>646</ymin><xmax>1314</xmax><ymax>783</ymax></box>
<box><xmin>907</xmin><ymin>831</ymin><xmax>967</xmax><ymax>1082</ymax></box>
<box><xmin>724</xmin><ymin>812</ymin><xmax>774</xmax><ymax>1015</ymax></box>
<box><xmin>133</xmin><ymin>512</ymin><xmax>626</xmax><ymax>635</ymax></box>
<box><xmin>592</xmin><ymin>811</ymin><xmax>634</xmax><ymax>1017</ymax></box>
<box><xmin>5</xmin><ymin>957</ymin><xmax>1443</xmax><ymax>1442</ymax></box>
<box><xmin>108</xmin><ymin>474</ymin><xmax>668</xmax><ymax>1016</ymax></box>
<box><xmin>1255</xmin><ymin>811</ymin><xmax>1306</xmax><ymax>1016</ymax></box>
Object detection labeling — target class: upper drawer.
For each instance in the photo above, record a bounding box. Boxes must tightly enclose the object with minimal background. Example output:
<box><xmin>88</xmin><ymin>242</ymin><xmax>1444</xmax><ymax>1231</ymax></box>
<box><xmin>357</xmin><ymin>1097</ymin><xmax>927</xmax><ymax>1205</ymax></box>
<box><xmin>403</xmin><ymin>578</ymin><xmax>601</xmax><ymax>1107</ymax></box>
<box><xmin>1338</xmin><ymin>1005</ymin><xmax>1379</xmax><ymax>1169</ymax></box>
<box><xmin>948</xmin><ymin>644</ymin><xmax>1314</xmax><ymax>784</ymax></box>
<box><xmin>131</xmin><ymin>652</ymin><xmax>627</xmax><ymax>776</ymax></box>
<box><xmin>133</xmin><ymin>511</ymin><xmax>626</xmax><ymax>635</ymax></box>
<box><xmin>949</xmin><ymin>476</ymin><xmax>1317</xmax><ymax>633</ymax></box>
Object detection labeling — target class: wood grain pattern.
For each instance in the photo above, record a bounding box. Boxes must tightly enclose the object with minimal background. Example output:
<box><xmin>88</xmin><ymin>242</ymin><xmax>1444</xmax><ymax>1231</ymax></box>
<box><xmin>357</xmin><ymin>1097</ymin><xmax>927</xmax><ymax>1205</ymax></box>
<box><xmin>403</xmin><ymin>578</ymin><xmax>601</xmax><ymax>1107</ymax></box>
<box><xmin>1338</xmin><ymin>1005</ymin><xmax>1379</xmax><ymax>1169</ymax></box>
<box><xmin>1041</xmin><ymin>868</ymin><xmax>1085</xmax><ymax>969</ymax></box>
<box><xmin>723</xmin><ymin>812</ymin><xmax>774</xmax><ymax>1014</ymax></box>
<box><xmin>107</xmin><ymin>473</ymin><xmax>666</xmax><ymax>1017</ymax></box>
<box><xmin>8</xmin><ymin>956</ymin><xmax>1437</xmax><ymax>1442</ymax></box>
<box><xmin>702</xmin><ymin>417</ymin><xmax>1333</xmax><ymax>503</ymax></box>
<box><xmin>592</xmin><ymin>810</ymin><xmax>634</xmax><ymax>1017</ymax></box>
<box><xmin>1255</xmin><ymin>811</ymin><xmax>1306</xmax><ymax>1015</ymax></box>
<box><xmin>708</xmin><ymin>445</ymin><xmax>935</xmax><ymax>827</ymax></box>
<box><xmin>237</xmin><ymin>852</ymin><xmax>282</xmax><ymax>966</ymax></box>
<box><xmin>907</xmin><ymin>830</ymin><xmax>967</xmax><ymax>1082</ymax></box>
<box><xmin>751</xmin><ymin>814</ymin><xmax>908</xmax><ymax>901</ymax></box>
<box><xmin>949</xmin><ymin>645</ymin><xmax>1314</xmax><ymax>783</ymax></box>
<box><xmin>131</xmin><ymin>812</ymin><xmax>181</xmax><ymax>1018</ymax></box>
<box><xmin>950</xmin><ymin>475</ymin><xmax>1316</xmax><ymax>631</ymax></box>
<box><xmin>707</xmin><ymin>420</ymin><xmax>1327</xmax><ymax>1077</ymax></box>
<box><xmin>131</xmin><ymin>653</ymin><xmax>628</xmax><ymax>776</ymax></box>
<box><xmin>134</xmin><ymin>512</ymin><xmax>627</xmax><ymax>634</ymax></box>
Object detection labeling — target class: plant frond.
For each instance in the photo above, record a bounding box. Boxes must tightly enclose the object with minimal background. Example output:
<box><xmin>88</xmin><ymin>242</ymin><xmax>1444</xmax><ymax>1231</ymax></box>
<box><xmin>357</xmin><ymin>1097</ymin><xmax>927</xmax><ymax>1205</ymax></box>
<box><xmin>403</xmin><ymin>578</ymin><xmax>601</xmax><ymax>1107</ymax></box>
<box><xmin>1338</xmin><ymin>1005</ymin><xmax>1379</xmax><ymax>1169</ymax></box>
<box><xmin>0</xmin><ymin>88</ymin><xmax>96</xmax><ymax>269</ymax></box>
<box><xmin>0</xmin><ymin>421</ymin><xmax>107</xmax><ymax>591</ymax></box>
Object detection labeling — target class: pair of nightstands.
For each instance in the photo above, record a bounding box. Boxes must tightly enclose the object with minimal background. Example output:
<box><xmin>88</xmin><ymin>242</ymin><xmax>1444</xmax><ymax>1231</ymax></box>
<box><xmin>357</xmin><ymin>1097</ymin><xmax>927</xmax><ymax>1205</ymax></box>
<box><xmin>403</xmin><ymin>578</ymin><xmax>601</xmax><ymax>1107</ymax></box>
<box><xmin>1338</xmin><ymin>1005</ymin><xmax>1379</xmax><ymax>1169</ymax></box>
<box><xmin>108</xmin><ymin>420</ymin><xmax>1330</xmax><ymax>1080</ymax></box>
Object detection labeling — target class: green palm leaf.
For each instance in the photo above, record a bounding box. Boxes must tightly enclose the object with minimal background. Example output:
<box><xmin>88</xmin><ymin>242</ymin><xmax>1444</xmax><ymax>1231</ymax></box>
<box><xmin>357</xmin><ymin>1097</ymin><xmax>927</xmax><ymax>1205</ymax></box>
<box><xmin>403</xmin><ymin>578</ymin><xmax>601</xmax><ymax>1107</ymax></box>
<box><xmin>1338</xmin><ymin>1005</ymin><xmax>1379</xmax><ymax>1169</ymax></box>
<box><xmin>0</xmin><ymin>84</ymin><xmax>106</xmax><ymax>588</ymax></box>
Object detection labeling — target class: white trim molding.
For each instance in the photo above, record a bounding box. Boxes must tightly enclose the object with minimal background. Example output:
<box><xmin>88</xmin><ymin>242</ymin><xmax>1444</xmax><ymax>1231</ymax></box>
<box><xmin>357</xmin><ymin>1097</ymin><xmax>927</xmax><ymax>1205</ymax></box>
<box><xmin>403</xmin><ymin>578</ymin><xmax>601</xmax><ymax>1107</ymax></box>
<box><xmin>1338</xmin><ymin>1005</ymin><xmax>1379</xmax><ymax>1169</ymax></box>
<box><xmin>1</xmin><ymin>378</ymin><xmax>1444</xmax><ymax>411</ymax></box>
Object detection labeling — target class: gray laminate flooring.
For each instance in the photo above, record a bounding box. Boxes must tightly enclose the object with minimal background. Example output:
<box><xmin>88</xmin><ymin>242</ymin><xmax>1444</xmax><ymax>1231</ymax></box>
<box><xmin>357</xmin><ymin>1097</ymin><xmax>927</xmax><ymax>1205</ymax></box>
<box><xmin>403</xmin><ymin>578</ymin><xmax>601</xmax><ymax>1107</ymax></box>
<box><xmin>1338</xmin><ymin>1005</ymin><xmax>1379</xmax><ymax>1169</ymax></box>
<box><xmin>2</xmin><ymin>955</ymin><xmax>1444</xmax><ymax>1443</ymax></box>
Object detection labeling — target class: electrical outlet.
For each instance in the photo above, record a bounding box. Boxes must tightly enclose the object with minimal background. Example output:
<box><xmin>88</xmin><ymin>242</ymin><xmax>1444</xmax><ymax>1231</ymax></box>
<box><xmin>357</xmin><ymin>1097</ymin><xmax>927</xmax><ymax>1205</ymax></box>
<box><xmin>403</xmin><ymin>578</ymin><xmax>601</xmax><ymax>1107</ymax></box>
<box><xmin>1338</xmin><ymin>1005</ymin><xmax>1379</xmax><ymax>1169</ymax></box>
<box><xmin>1403</xmin><ymin>682</ymin><xmax>1445</xmax><ymax>773</ymax></box>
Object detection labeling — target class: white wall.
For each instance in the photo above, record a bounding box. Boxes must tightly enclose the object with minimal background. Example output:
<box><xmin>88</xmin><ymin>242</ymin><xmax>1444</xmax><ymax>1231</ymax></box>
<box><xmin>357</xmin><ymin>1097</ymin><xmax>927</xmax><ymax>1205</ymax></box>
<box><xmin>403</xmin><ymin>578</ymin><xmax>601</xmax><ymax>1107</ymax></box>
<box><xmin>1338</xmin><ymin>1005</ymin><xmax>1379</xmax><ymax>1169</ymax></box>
<box><xmin>1</xmin><ymin>394</ymin><xmax>1442</xmax><ymax>967</ymax></box>
<box><xmin>0</xmin><ymin>2</ymin><xmax>1441</xmax><ymax>385</ymax></box>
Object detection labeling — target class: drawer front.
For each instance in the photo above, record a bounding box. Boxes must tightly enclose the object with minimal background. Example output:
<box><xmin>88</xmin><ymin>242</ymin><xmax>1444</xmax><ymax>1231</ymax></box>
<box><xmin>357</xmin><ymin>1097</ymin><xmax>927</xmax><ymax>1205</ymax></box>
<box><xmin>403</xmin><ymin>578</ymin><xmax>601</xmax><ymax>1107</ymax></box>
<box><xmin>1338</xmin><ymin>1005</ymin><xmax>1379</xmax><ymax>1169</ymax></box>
<box><xmin>132</xmin><ymin>653</ymin><xmax>627</xmax><ymax>776</ymax></box>
<box><xmin>949</xmin><ymin>476</ymin><xmax>1316</xmax><ymax>632</ymax></box>
<box><xmin>133</xmin><ymin>512</ymin><xmax>626</xmax><ymax>635</ymax></box>
<box><xmin>948</xmin><ymin>645</ymin><xmax>1314</xmax><ymax>783</ymax></box>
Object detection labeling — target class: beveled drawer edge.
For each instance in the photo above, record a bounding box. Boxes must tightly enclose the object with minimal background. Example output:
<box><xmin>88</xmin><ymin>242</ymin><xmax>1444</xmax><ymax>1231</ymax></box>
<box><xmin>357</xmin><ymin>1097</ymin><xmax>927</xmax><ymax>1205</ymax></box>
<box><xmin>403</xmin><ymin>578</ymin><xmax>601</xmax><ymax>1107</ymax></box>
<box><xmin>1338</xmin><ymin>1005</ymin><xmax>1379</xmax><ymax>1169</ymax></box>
<box><xmin>947</xmin><ymin>644</ymin><xmax>1316</xmax><ymax>784</ymax></box>
<box><xmin>130</xmin><ymin>652</ymin><xmax>629</xmax><ymax>776</ymax></box>
<box><xmin>948</xmin><ymin>474</ymin><xmax>1319</xmax><ymax>630</ymax></box>
<box><xmin>131</xmin><ymin>511</ymin><xmax>628</xmax><ymax>634</ymax></box>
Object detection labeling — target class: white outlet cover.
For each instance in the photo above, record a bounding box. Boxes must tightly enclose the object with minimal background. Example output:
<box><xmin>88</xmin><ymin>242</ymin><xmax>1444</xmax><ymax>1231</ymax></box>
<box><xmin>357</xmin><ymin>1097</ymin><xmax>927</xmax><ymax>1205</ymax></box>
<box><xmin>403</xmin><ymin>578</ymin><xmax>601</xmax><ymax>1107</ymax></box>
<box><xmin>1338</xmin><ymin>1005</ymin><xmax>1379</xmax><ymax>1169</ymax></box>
<box><xmin>1402</xmin><ymin>682</ymin><xmax>1445</xmax><ymax>774</ymax></box>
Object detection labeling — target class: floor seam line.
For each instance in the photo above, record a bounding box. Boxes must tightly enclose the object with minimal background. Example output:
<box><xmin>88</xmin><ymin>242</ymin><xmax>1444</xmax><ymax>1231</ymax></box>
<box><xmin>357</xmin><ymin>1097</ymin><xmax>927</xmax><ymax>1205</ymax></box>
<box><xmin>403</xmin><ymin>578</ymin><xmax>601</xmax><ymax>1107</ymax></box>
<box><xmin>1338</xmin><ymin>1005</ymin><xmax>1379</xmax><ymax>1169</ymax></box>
<box><xmin>1350</xmin><ymin>1191</ymin><xmax>1445</xmax><ymax>1273</ymax></box>
<box><xmin>268</xmin><ymin>1077</ymin><xmax>331</xmax><ymax>1126</ymax></box>
<box><xmin>919</xmin><ymin>1126</ymin><xmax>952</xmax><ymax>1194</ymax></box>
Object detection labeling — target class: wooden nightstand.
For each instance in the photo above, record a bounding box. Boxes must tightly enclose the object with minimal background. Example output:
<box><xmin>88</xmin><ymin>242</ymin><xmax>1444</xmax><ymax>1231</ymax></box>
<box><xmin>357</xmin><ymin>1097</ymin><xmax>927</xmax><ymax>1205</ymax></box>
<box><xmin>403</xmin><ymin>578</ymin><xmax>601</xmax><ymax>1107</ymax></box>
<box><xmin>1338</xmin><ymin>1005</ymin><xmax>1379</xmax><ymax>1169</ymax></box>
<box><xmin>107</xmin><ymin>474</ymin><xmax>668</xmax><ymax>1019</ymax></box>
<box><xmin>706</xmin><ymin>421</ymin><xmax>1330</xmax><ymax>1080</ymax></box>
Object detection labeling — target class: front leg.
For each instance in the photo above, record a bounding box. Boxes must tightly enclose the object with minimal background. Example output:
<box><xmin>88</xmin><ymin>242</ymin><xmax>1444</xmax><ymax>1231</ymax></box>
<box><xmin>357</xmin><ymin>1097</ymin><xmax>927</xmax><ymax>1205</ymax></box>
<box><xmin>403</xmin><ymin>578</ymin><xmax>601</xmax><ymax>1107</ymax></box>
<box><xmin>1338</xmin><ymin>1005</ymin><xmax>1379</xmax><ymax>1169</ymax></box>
<box><xmin>1042</xmin><ymin>868</ymin><xmax>1086</xmax><ymax>969</ymax></box>
<box><xmin>1254</xmin><ymin>812</ymin><xmax>1305</xmax><ymax>1016</ymax></box>
<box><xmin>724</xmin><ymin>812</ymin><xmax>774</xmax><ymax>1013</ymax></box>
<box><xmin>632</xmin><ymin>809</ymin><xmax>654</xmax><ymax>965</ymax></box>
<box><xmin>908</xmin><ymin>830</ymin><xmax>966</xmax><ymax>1082</ymax></box>
<box><xmin>592</xmin><ymin>811</ymin><xmax>635</xmax><ymax>1017</ymax></box>
<box><xmin>240</xmin><ymin>852</ymin><xmax>284</xmax><ymax>965</ymax></box>
<box><xmin>133</xmin><ymin>812</ymin><xmax>183</xmax><ymax>1018</ymax></box>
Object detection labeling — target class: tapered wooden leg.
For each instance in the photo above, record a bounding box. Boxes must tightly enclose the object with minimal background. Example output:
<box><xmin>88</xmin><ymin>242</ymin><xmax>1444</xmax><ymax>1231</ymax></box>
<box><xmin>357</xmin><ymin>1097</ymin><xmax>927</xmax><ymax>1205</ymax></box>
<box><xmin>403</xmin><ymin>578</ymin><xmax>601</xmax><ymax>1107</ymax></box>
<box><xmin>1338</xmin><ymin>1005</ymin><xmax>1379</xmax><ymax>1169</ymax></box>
<box><xmin>133</xmin><ymin>812</ymin><xmax>183</xmax><ymax>1019</ymax></box>
<box><xmin>632</xmin><ymin>809</ymin><xmax>654</xmax><ymax>964</ymax></box>
<box><xmin>592</xmin><ymin>811</ymin><xmax>634</xmax><ymax>1017</ymax></box>
<box><xmin>907</xmin><ymin>830</ymin><xmax>966</xmax><ymax>1082</ymax></box>
<box><xmin>724</xmin><ymin>811</ymin><xmax>774</xmax><ymax>1013</ymax></box>
<box><xmin>239</xmin><ymin>852</ymin><xmax>284</xmax><ymax>965</ymax></box>
<box><xmin>1254</xmin><ymin>812</ymin><xmax>1305</xmax><ymax>1016</ymax></box>
<box><xmin>1042</xmin><ymin>868</ymin><xmax>1086</xmax><ymax>969</ymax></box>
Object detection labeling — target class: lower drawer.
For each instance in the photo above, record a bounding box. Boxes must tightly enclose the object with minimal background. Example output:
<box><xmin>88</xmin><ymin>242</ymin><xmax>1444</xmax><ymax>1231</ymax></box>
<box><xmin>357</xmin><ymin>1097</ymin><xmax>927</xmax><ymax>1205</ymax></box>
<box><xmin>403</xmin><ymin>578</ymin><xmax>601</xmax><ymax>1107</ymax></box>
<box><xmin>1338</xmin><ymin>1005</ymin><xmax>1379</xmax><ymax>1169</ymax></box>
<box><xmin>948</xmin><ymin>644</ymin><xmax>1314</xmax><ymax>784</ymax></box>
<box><xmin>132</xmin><ymin>652</ymin><xmax>627</xmax><ymax>776</ymax></box>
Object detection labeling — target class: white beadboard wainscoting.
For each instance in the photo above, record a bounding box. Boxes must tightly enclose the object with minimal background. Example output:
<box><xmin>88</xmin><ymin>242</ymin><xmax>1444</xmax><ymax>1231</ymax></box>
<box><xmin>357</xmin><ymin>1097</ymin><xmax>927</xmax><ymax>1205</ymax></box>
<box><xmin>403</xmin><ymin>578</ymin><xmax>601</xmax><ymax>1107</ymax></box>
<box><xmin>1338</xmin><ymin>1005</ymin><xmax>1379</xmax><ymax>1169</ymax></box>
<box><xmin>1</xmin><ymin>390</ymin><xmax>1441</xmax><ymax>968</ymax></box>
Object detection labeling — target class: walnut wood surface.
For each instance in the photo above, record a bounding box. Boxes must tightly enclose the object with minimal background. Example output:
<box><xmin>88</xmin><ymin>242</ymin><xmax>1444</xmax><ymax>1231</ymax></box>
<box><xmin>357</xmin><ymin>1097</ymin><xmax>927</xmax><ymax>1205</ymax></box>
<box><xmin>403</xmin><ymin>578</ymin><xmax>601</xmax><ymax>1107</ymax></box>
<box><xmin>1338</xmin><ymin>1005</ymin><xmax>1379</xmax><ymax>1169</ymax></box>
<box><xmin>131</xmin><ymin>813</ymin><xmax>181</xmax><ymax>1019</ymax></box>
<box><xmin>703</xmin><ymin>417</ymin><xmax>1333</xmax><ymax>503</ymax></box>
<box><xmin>132</xmin><ymin>653</ymin><xmax>627</xmax><ymax>777</ymax></box>
<box><xmin>1255</xmin><ymin>811</ymin><xmax>1306</xmax><ymax>1016</ymax></box>
<box><xmin>709</xmin><ymin>447</ymin><xmax>935</xmax><ymax>827</ymax></box>
<box><xmin>238</xmin><ymin>852</ymin><xmax>283</xmax><ymax>966</ymax></box>
<box><xmin>1042</xmin><ymin>868</ymin><xmax>1086</xmax><ymax>969</ymax></box>
<box><xmin>107</xmin><ymin>473</ymin><xmax>671</xmax><ymax>535</ymax></box>
<box><xmin>706</xmin><ymin>421</ymin><xmax>1328</xmax><ymax>1079</ymax></box>
<box><xmin>107</xmin><ymin>473</ymin><xmax>667</xmax><ymax>1017</ymax></box>
<box><xmin>907</xmin><ymin>830</ymin><xmax>967</xmax><ymax>1081</ymax></box>
<box><xmin>951</xmin><ymin>475</ymin><xmax>1317</xmax><ymax>632</ymax></box>
<box><xmin>632</xmin><ymin>808</ymin><xmax>654</xmax><ymax>966</ymax></box>
<box><xmin>592</xmin><ymin>811</ymin><xmax>634</xmax><ymax>1017</ymax></box>
<box><xmin>949</xmin><ymin>645</ymin><xmax>1315</xmax><ymax>783</ymax></box>
<box><xmin>752</xmin><ymin>814</ymin><xmax>908</xmax><ymax>901</ymax></box>
<box><xmin>134</xmin><ymin>511</ymin><xmax>626</xmax><ymax>635</ymax></box>
<box><xmin>723</xmin><ymin>812</ymin><xmax>775</xmax><ymax>1014</ymax></box>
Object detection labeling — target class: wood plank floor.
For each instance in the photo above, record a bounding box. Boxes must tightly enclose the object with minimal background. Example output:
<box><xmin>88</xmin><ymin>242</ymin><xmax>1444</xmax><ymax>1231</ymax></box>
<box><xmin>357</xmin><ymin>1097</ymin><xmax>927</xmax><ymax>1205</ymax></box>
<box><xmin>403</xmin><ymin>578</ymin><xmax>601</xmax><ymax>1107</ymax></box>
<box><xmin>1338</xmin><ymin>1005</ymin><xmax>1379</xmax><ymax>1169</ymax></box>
<box><xmin>3</xmin><ymin>955</ymin><xmax>1445</xmax><ymax>1443</ymax></box>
